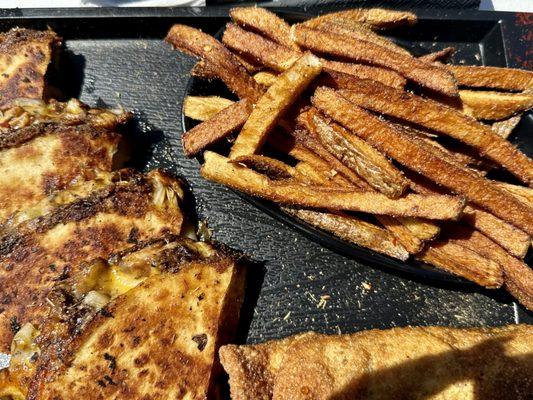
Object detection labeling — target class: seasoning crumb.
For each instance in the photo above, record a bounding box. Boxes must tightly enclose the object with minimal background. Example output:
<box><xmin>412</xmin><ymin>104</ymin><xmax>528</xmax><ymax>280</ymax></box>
<box><xmin>362</xmin><ymin>282</ymin><xmax>372</xmax><ymax>291</ymax></box>
<box><xmin>317</xmin><ymin>295</ymin><xmax>330</xmax><ymax>309</ymax></box>
<box><xmin>283</xmin><ymin>311</ymin><xmax>291</xmax><ymax>321</ymax></box>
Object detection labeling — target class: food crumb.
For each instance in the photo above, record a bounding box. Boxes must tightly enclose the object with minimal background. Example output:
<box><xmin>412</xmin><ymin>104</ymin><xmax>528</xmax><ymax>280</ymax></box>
<box><xmin>317</xmin><ymin>294</ymin><xmax>330</xmax><ymax>309</ymax></box>
<box><xmin>283</xmin><ymin>311</ymin><xmax>291</xmax><ymax>321</ymax></box>
<box><xmin>362</xmin><ymin>282</ymin><xmax>372</xmax><ymax>291</ymax></box>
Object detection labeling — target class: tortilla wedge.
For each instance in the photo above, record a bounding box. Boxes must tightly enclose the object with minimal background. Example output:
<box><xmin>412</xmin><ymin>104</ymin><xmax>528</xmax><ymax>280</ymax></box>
<box><xmin>312</xmin><ymin>87</ymin><xmax>533</xmax><ymax>235</ymax></box>
<box><xmin>229</xmin><ymin>53</ymin><xmax>322</xmax><ymax>158</ymax></box>
<box><xmin>335</xmin><ymin>80</ymin><xmax>533</xmax><ymax>185</ymax></box>
<box><xmin>292</xmin><ymin>25</ymin><xmax>457</xmax><ymax>96</ymax></box>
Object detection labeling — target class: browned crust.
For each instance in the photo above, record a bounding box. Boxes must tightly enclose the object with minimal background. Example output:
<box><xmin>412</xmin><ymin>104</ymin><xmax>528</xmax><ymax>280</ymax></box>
<box><xmin>292</xmin><ymin>25</ymin><xmax>457</xmax><ymax>96</ymax></box>
<box><xmin>460</xmin><ymin>89</ymin><xmax>533</xmax><ymax>120</ymax></box>
<box><xmin>222</xmin><ymin>23</ymin><xmax>301</xmax><ymax>72</ymax></box>
<box><xmin>322</xmin><ymin>61</ymin><xmax>406</xmax><ymax>89</ymax></box>
<box><xmin>0</xmin><ymin>170</ymin><xmax>184</xmax><ymax>352</ymax></box>
<box><xmin>0</xmin><ymin>28</ymin><xmax>59</xmax><ymax>107</ymax></box>
<box><xmin>302</xmin><ymin>8</ymin><xmax>417</xmax><ymax>30</ymax></box>
<box><xmin>301</xmin><ymin>109</ymin><xmax>408</xmax><ymax>198</ymax></box>
<box><xmin>312</xmin><ymin>87</ymin><xmax>533</xmax><ymax>235</ymax></box>
<box><xmin>336</xmin><ymin>80</ymin><xmax>533</xmax><ymax>185</ymax></box>
<box><xmin>417</xmin><ymin>240</ymin><xmax>503</xmax><ymax>288</ymax></box>
<box><xmin>182</xmin><ymin>98</ymin><xmax>252</xmax><ymax>157</ymax></box>
<box><xmin>418</xmin><ymin>47</ymin><xmax>455</xmax><ymax>63</ymax></box>
<box><xmin>448</xmin><ymin>65</ymin><xmax>533</xmax><ymax>91</ymax></box>
<box><xmin>301</xmin><ymin>18</ymin><xmax>411</xmax><ymax>55</ymax></box>
<box><xmin>166</xmin><ymin>24</ymin><xmax>262</xmax><ymax>101</ymax></box>
<box><xmin>202</xmin><ymin>151</ymin><xmax>465</xmax><ymax>220</ymax></box>
<box><xmin>230</xmin><ymin>7</ymin><xmax>299</xmax><ymax>51</ymax></box>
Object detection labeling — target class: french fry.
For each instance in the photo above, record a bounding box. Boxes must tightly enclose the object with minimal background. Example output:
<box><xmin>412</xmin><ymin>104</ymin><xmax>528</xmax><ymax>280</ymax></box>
<box><xmin>300</xmin><ymin>19</ymin><xmax>411</xmax><ymax>55</ymax></box>
<box><xmin>253</xmin><ymin>71</ymin><xmax>278</xmax><ymax>87</ymax></box>
<box><xmin>292</xmin><ymin>25</ymin><xmax>457</xmax><ymax>96</ymax></box>
<box><xmin>223</xmin><ymin>23</ymin><xmax>300</xmax><ymax>72</ymax></box>
<box><xmin>302</xmin><ymin>8</ymin><xmax>417</xmax><ymax>30</ymax></box>
<box><xmin>336</xmin><ymin>80</ymin><xmax>533</xmax><ymax>184</ymax></box>
<box><xmin>491</xmin><ymin>115</ymin><xmax>522</xmax><ymax>139</ymax></box>
<box><xmin>312</xmin><ymin>87</ymin><xmax>533</xmax><ymax>234</ymax></box>
<box><xmin>419</xmin><ymin>47</ymin><xmax>455</xmax><ymax>63</ymax></box>
<box><xmin>232</xmin><ymin>154</ymin><xmax>295</xmax><ymax>180</ymax></box>
<box><xmin>300</xmin><ymin>109</ymin><xmax>409</xmax><ymax>198</ymax></box>
<box><xmin>230</xmin><ymin>7</ymin><xmax>299</xmax><ymax>51</ymax></box>
<box><xmin>229</xmin><ymin>53</ymin><xmax>322</xmax><ymax>158</ymax></box>
<box><xmin>322</xmin><ymin>61</ymin><xmax>406</xmax><ymax>89</ymax></box>
<box><xmin>503</xmin><ymin>257</ymin><xmax>533</xmax><ymax>311</ymax></box>
<box><xmin>494</xmin><ymin>181</ymin><xmax>533</xmax><ymax>207</ymax></box>
<box><xmin>183</xmin><ymin>96</ymin><xmax>235</xmax><ymax>121</ymax></box>
<box><xmin>182</xmin><ymin>98</ymin><xmax>252</xmax><ymax>157</ymax></box>
<box><xmin>448</xmin><ymin>65</ymin><xmax>533</xmax><ymax>91</ymax></box>
<box><xmin>417</xmin><ymin>240</ymin><xmax>502</xmax><ymax>288</ymax></box>
<box><xmin>166</xmin><ymin>24</ymin><xmax>262</xmax><ymax>101</ymax></box>
<box><xmin>202</xmin><ymin>151</ymin><xmax>465</xmax><ymax>220</ymax></box>
<box><xmin>284</xmin><ymin>207</ymin><xmax>410</xmax><ymax>260</ymax></box>
<box><xmin>460</xmin><ymin>89</ymin><xmax>533</xmax><ymax>120</ymax></box>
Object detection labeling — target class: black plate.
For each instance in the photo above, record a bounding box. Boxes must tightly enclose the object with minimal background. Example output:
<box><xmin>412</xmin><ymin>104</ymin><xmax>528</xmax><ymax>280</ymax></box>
<box><xmin>183</xmin><ymin>15</ymin><xmax>533</xmax><ymax>284</ymax></box>
<box><xmin>0</xmin><ymin>9</ymin><xmax>530</xmax><ymax>369</ymax></box>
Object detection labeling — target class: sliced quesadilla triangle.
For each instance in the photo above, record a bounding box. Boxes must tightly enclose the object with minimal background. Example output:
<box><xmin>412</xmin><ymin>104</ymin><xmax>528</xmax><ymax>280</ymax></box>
<box><xmin>0</xmin><ymin>28</ymin><xmax>59</xmax><ymax>108</ymax></box>
<box><xmin>0</xmin><ymin>169</ymin><xmax>185</xmax><ymax>352</ymax></box>
<box><xmin>28</xmin><ymin>254</ymin><xmax>245</xmax><ymax>399</ymax></box>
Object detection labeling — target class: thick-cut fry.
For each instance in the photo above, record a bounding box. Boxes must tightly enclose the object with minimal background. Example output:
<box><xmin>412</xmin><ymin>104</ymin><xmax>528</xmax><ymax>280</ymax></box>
<box><xmin>183</xmin><ymin>96</ymin><xmax>235</xmax><ymax>121</ymax></box>
<box><xmin>491</xmin><ymin>115</ymin><xmax>522</xmax><ymax>139</ymax></box>
<box><xmin>336</xmin><ymin>80</ymin><xmax>533</xmax><ymax>184</ymax></box>
<box><xmin>301</xmin><ymin>19</ymin><xmax>411</xmax><ymax>55</ymax></box>
<box><xmin>230</xmin><ymin>53</ymin><xmax>322</xmax><ymax>158</ymax></box>
<box><xmin>448</xmin><ymin>65</ymin><xmax>533</xmax><ymax>91</ymax></box>
<box><xmin>460</xmin><ymin>89</ymin><xmax>533</xmax><ymax>120</ymax></box>
<box><xmin>166</xmin><ymin>24</ymin><xmax>262</xmax><ymax>100</ymax></box>
<box><xmin>232</xmin><ymin>154</ymin><xmax>295</xmax><ymax>180</ymax></box>
<box><xmin>202</xmin><ymin>151</ymin><xmax>465</xmax><ymax>220</ymax></box>
<box><xmin>230</xmin><ymin>7</ymin><xmax>299</xmax><ymax>51</ymax></box>
<box><xmin>223</xmin><ymin>23</ymin><xmax>300</xmax><ymax>72</ymax></box>
<box><xmin>292</xmin><ymin>25</ymin><xmax>457</xmax><ymax>96</ymax></box>
<box><xmin>302</xmin><ymin>8</ymin><xmax>417</xmax><ymax>30</ymax></box>
<box><xmin>301</xmin><ymin>109</ymin><xmax>408</xmax><ymax>198</ymax></box>
<box><xmin>495</xmin><ymin>181</ymin><xmax>533</xmax><ymax>207</ymax></box>
<box><xmin>191</xmin><ymin>59</ymin><xmax>217</xmax><ymax>79</ymax></box>
<box><xmin>253</xmin><ymin>71</ymin><xmax>278</xmax><ymax>87</ymax></box>
<box><xmin>322</xmin><ymin>60</ymin><xmax>406</xmax><ymax>89</ymax></box>
<box><xmin>445</xmin><ymin>226</ymin><xmax>531</xmax><ymax>310</ymax></box>
<box><xmin>284</xmin><ymin>207</ymin><xmax>410</xmax><ymax>260</ymax></box>
<box><xmin>419</xmin><ymin>47</ymin><xmax>455</xmax><ymax>63</ymax></box>
<box><xmin>182</xmin><ymin>98</ymin><xmax>252</xmax><ymax>157</ymax></box>
<box><xmin>312</xmin><ymin>87</ymin><xmax>533</xmax><ymax>234</ymax></box>
<box><xmin>417</xmin><ymin>241</ymin><xmax>503</xmax><ymax>288</ymax></box>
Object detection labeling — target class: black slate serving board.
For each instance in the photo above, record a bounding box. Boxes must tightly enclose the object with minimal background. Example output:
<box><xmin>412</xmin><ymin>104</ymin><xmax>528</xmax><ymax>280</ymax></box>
<box><xmin>0</xmin><ymin>7</ymin><xmax>531</xmax><ymax>361</ymax></box>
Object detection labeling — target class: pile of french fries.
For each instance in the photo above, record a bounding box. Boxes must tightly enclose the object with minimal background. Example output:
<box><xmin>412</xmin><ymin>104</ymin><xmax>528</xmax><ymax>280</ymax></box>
<box><xmin>166</xmin><ymin>7</ymin><xmax>533</xmax><ymax>310</ymax></box>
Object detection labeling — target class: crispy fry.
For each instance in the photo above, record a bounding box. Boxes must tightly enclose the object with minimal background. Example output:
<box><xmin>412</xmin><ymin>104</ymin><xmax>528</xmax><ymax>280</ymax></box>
<box><xmin>302</xmin><ymin>8</ymin><xmax>417</xmax><ymax>30</ymax></box>
<box><xmin>445</xmin><ymin>225</ymin><xmax>531</xmax><ymax>309</ymax></box>
<box><xmin>223</xmin><ymin>23</ymin><xmax>300</xmax><ymax>72</ymax></box>
<box><xmin>312</xmin><ymin>87</ymin><xmax>533</xmax><ymax>234</ymax></box>
<box><xmin>230</xmin><ymin>53</ymin><xmax>322</xmax><ymax>158</ymax></box>
<box><xmin>182</xmin><ymin>98</ymin><xmax>252</xmax><ymax>157</ymax></box>
<box><xmin>419</xmin><ymin>47</ymin><xmax>455</xmax><ymax>63</ymax></box>
<box><xmin>494</xmin><ymin>181</ymin><xmax>533</xmax><ymax>207</ymax></box>
<box><xmin>230</xmin><ymin>7</ymin><xmax>299</xmax><ymax>51</ymax></box>
<box><xmin>322</xmin><ymin>61</ymin><xmax>406</xmax><ymax>89</ymax></box>
<box><xmin>232</xmin><ymin>154</ymin><xmax>295</xmax><ymax>180</ymax></box>
<box><xmin>284</xmin><ymin>207</ymin><xmax>409</xmax><ymax>260</ymax></box>
<box><xmin>253</xmin><ymin>71</ymin><xmax>278</xmax><ymax>87</ymax></box>
<box><xmin>418</xmin><ymin>240</ymin><xmax>503</xmax><ymax>288</ymax></box>
<box><xmin>202</xmin><ymin>151</ymin><xmax>465</xmax><ymax>220</ymax></box>
<box><xmin>336</xmin><ymin>80</ymin><xmax>533</xmax><ymax>184</ymax></box>
<box><xmin>233</xmin><ymin>52</ymin><xmax>263</xmax><ymax>73</ymax></box>
<box><xmin>292</xmin><ymin>25</ymin><xmax>457</xmax><ymax>96</ymax></box>
<box><xmin>183</xmin><ymin>96</ymin><xmax>235</xmax><ymax>121</ymax></box>
<box><xmin>448</xmin><ymin>65</ymin><xmax>533</xmax><ymax>91</ymax></box>
<box><xmin>460</xmin><ymin>89</ymin><xmax>533</xmax><ymax>120</ymax></box>
<box><xmin>301</xmin><ymin>109</ymin><xmax>409</xmax><ymax>198</ymax></box>
<box><xmin>166</xmin><ymin>24</ymin><xmax>262</xmax><ymax>100</ymax></box>
<box><xmin>491</xmin><ymin>115</ymin><xmax>522</xmax><ymax>139</ymax></box>
<box><xmin>190</xmin><ymin>60</ymin><xmax>217</xmax><ymax>79</ymax></box>
<box><xmin>301</xmin><ymin>19</ymin><xmax>411</xmax><ymax>55</ymax></box>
